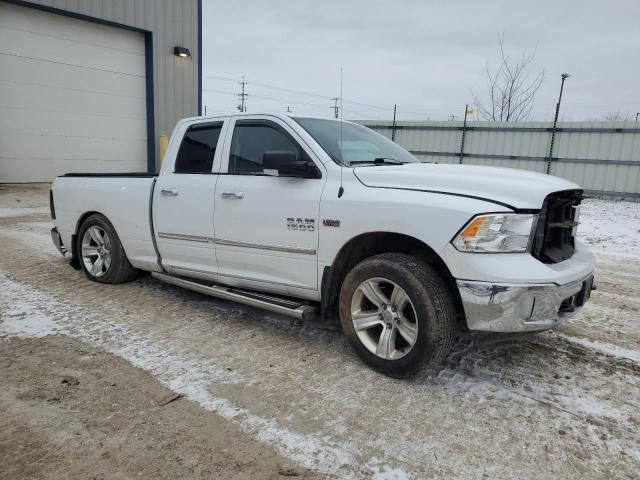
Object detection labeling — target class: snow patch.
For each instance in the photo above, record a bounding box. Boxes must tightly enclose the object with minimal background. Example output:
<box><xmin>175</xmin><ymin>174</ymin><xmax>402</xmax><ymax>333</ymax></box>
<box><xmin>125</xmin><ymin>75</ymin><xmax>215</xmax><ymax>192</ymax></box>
<box><xmin>554</xmin><ymin>332</ymin><xmax>640</xmax><ymax>363</ymax></box>
<box><xmin>578</xmin><ymin>198</ymin><xmax>640</xmax><ymax>259</ymax></box>
<box><xmin>367</xmin><ymin>459</ymin><xmax>413</xmax><ymax>480</ymax></box>
<box><xmin>0</xmin><ymin>206</ymin><xmax>49</xmax><ymax>218</ymax></box>
<box><xmin>1</xmin><ymin>303</ymin><xmax>59</xmax><ymax>338</ymax></box>
<box><xmin>0</xmin><ymin>221</ymin><xmax>59</xmax><ymax>257</ymax></box>
<box><xmin>438</xmin><ymin>353</ymin><xmax>626</xmax><ymax>422</ymax></box>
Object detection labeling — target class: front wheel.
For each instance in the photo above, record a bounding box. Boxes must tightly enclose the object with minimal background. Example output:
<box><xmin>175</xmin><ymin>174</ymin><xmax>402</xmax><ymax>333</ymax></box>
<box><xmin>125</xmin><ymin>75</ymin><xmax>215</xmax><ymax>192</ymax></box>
<box><xmin>339</xmin><ymin>253</ymin><xmax>456</xmax><ymax>378</ymax></box>
<box><xmin>77</xmin><ymin>214</ymin><xmax>138</xmax><ymax>284</ymax></box>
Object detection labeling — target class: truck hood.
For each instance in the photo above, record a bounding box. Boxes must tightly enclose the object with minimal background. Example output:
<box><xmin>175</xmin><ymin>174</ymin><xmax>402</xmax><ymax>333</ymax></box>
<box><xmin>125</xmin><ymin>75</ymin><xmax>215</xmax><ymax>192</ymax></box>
<box><xmin>353</xmin><ymin>163</ymin><xmax>581</xmax><ymax>210</ymax></box>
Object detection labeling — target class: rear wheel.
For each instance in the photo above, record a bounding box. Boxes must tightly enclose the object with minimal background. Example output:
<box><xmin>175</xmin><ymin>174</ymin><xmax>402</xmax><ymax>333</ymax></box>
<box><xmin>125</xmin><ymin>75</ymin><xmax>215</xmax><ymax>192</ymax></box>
<box><xmin>77</xmin><ymin>214</ymin><xmax>138</xmax><ymax>284</ymax></box>
<box><xmin>339</xmin><ymin>253</ymin><xmax>455</xmax><ymax>377</ymax></box>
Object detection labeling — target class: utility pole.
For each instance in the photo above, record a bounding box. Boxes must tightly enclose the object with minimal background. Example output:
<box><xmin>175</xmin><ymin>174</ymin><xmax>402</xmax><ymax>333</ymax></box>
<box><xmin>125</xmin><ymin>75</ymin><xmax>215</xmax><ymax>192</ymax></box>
<box><xmin>636</xmin><ymin>112</ymin><xmax>639</xmax><ymax>122</ymax></box>
<box><xmin>448</xmin><ymin>115</ymin><xmax>456</xmax><ymax>121</ymax></box>
<box><xmin>332</xmin><ymin>97</ymin><xmax>340</xmax><ymax>119</ymax></box>
<box><xmin>546</xmin><ymin>73</ymin><xmax>570</xmax><ymax>174</ymax></box>
<box><xmin>286</xmin><ymin>106</ymin><xmax>292</xmax><ymax>113</ymax></box>
<box><xmin>204</xmin><ymin>105</ymin><xmax>207</xmax><ymax>116</ymax></box>
<box><xmin>391</xmin><ymin>104</ymin><xmax>397</xmax><ymax>142</ymax></box>
<box><xmin>237</xmin><ymin>76</ymin><xmax>247</xmax><ymax>112</ymax></box>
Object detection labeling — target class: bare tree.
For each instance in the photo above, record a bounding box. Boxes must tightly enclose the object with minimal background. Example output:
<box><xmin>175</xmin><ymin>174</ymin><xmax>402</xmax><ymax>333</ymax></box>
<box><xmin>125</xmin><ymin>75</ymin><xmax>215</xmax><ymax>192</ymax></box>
<box><xmin>473</xmin><ymin>35</ymin><xmax>544</xmax><ymax>122</ymax></box>
<box><xmin>602</xmin><ymin>112</ymin><xmax>630</xmax><ymax>121</ymax></box>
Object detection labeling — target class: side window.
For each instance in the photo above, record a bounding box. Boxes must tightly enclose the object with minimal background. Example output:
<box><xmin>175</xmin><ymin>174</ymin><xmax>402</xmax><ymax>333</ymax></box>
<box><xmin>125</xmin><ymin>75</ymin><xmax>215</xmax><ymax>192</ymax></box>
<box><xmin>174</xmin><ymin>122</ymin><xmax>223</xmax><ymax>174</ymax></box>
<box><xmin>229</xmin><ymin>121</ymin><xmax>301</xmax><ymax>175</ymax></box>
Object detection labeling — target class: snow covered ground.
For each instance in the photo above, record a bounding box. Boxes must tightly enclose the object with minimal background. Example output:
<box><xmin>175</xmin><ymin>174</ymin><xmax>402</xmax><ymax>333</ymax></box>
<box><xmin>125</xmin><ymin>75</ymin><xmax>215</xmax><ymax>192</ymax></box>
<box><xmin>1</xmin><ymin>186</ymin><xmax>639</xmax><ymax>479</ymax></box>
<box><xmin>578</xmin><ymin>198</ymin><xmax>640</xmax><ymax>259</ymax></box>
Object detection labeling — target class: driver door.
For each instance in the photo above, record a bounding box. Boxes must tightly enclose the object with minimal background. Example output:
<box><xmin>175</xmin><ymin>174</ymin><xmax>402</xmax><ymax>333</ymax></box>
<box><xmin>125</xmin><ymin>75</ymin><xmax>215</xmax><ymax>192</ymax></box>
<box><xmin>213</xmin><ymin>116</ymin><xmax>325</xmax><ymax>295</ymax></box>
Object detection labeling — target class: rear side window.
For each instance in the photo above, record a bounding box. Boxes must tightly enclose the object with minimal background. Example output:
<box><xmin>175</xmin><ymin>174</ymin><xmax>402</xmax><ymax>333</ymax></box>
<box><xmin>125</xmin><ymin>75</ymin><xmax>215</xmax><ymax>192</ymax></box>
<box><xmin>229</xmin><ymin>121</ymin><xmax>301</xmax><ymax>175</ymax></box>
<box><xmin>174</xmin><ymin>122</ymin><xmax>223</xmax><ymax>173</ymax></box>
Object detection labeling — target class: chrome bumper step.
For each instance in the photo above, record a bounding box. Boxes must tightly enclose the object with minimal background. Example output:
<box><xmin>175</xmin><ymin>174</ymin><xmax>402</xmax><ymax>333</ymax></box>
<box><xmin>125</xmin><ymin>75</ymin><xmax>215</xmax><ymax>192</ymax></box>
<box><xmin>151</xmin><ymin>272</ymin><xmax>318</xmax><ymax>321</ymax></box>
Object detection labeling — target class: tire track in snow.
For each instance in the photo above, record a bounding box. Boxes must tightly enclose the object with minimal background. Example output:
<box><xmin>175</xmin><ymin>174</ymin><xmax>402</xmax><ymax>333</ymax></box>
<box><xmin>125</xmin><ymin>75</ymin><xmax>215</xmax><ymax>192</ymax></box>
<box><xmin>436</xmin><ymin>334</ymin><xmax>640</xmax><ymax>440</ymax></box>
<box><xmin>550</xmin><ymin>332</ymin><xmax>640</xmax><ymax>364</ymax></box>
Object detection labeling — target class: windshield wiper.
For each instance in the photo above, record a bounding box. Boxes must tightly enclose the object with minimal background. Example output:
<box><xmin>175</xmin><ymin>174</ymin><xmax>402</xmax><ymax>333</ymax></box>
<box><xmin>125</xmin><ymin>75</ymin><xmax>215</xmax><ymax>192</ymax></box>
<box><xmin>374</xmin><ymin>157</ymin><xmax>406</xmax><ymax>164</ymax></box>
<box><xmin>350</xmin><ymin>157</ymin><xmax>407</xmax><ymax>166</ymax></box>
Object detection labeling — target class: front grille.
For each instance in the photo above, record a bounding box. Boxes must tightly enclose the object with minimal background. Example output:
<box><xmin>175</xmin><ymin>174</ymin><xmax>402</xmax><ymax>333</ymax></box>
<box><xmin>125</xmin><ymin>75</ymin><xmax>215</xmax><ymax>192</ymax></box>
<box><xmin>531</xmin><ymin>189</ymin><xmax>583</xmax><ymax>264</ymax></box>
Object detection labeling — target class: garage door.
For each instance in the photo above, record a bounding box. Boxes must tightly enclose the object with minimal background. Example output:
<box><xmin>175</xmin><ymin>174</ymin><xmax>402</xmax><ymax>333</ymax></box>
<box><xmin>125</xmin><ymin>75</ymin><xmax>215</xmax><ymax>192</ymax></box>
<box><xmin>0</xmin><ymin>2</ymin><xmax>147</xmax><ymax>182</ymax></box>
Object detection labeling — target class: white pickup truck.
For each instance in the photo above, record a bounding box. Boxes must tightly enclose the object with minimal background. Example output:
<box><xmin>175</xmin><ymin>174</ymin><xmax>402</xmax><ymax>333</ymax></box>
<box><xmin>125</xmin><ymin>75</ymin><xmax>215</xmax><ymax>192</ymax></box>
<box><xmin>50</xmin><ymin>113</ymin><xmax>596</xmax><ymax>377</ymax></box>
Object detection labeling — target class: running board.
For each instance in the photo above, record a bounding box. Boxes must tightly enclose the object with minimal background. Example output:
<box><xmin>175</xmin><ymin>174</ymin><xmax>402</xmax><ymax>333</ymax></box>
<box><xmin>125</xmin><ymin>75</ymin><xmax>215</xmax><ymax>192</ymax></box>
<box><xmin>151</xmin><ymin>272</ymin><xmax>317</xmax><ymax>321</ymax></box>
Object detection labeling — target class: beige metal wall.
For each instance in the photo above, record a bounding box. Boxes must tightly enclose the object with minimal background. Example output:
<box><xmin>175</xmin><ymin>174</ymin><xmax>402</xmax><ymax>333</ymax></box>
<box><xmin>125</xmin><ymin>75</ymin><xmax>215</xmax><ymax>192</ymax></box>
<box><xmin>10</xmin><ymin>0</ymin><xmax>200</xmax><ymax>171</ymax></box>
<box><xmin>358</xmin><ymin>120</ymin><xmax>640</xmax><ymax>198</ymax></box>
<box><xmin>0</xmin><ymin>1</ymin><xmax>149</xmax><ymax>181</ymax></box>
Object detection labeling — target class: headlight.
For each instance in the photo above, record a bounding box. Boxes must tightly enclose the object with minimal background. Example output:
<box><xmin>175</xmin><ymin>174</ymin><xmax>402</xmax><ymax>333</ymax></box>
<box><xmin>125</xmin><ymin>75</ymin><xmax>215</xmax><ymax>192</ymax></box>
<box><xmin>452</xmin><ymin>213</ymin><xmax>538</xmax><ymax>253</ymax></box>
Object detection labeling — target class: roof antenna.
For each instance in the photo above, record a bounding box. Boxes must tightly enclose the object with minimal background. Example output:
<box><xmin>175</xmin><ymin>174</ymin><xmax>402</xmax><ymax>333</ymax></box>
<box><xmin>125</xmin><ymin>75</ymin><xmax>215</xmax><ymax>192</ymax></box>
<box><xmin>338</xmin><ymin>67</ymin><xmax>345</xmax><ymax>198</ymax></box>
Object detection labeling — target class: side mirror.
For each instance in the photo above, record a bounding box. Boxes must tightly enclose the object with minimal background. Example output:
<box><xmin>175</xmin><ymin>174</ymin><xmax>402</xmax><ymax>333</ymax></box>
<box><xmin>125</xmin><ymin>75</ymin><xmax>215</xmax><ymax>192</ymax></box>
<box><xmin>263</xmin><ymin>151</ymin><xmax>314</xmax><ymax>177</ymax></box>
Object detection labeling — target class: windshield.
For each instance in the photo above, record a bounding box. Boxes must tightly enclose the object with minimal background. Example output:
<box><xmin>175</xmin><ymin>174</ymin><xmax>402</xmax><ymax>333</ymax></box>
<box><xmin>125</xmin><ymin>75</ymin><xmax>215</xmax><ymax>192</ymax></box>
<box><xmin>293</xmin><ymin>117</ymin><xmax>418</xmax><ymax>167</ymax></box>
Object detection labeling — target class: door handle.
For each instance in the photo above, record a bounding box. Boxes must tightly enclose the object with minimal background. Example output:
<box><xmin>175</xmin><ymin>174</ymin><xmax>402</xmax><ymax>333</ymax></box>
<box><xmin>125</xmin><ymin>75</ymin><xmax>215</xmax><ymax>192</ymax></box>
<box><xmin>220</xmin><ymin>192</ymin><xmax>244</xmax><ymax>199</ymax></box>
<box><xmin>161</xmin><ymin>189</ymin><xmax>179</xmax><ymax>196</ymax></box>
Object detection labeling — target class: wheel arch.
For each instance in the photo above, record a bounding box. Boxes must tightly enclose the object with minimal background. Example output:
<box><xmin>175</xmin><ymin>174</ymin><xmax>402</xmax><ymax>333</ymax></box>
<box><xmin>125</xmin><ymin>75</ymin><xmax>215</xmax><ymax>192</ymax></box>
<box><xmin>70</xmin><ymin>211</ymin><xmax>106</xmax><ymax>269</ymax></box>
<box><xmin>321</xmin><ymin>231</ymin><xmax>465</xmax><ymax>327</ymax></box>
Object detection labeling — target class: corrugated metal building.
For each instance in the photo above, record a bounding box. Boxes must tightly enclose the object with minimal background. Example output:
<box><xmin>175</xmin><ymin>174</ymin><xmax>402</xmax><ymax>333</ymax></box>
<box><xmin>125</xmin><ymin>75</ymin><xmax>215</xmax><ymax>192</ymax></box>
<box><xmin>0</xmin><ymin>0</ymin><xmax>201</xmax><ymax>182</ymax></box>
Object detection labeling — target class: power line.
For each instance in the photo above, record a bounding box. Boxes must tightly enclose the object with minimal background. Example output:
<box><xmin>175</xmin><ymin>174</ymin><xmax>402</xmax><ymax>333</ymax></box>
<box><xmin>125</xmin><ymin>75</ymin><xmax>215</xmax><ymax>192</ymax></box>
<box><xmin>203</xmin><ymin>87</ymin><xmax>237</xmax><ymax>96</ymax></box>
<box><xmin>250</xmin><ymin>80</ymin><xmax>333</xmax><ymax>101</ymax></box>
<box><xmin>205</xmin><ymin>73</ymin><xmax>402</xmax><ymax>114</ymax></box>
<box><xmin>205</xmin><ymin>73</ymin><xmax>441</xmax><ymax>116</ymax></box>
<box><xmin>205</xmin><ymin>73</ymin><xmax>459</xmax><ymax>113</ymax></box>
<box><xmin>201</xmin><ymin>91</ymin><xmax>413</xmax><ymax>120</ymax></box>
<box><xmin>205</xmin><ymin>74</ymin><xmax>333</xmax><ymax>101</ymax></box>
<box><xmin>203</xmin><ymin>86</ymin><xmax>417</xmax><ymax>119</ymax></box>
<box><xmin>251</xmin><ymin>93</ymin><xmax>328</xmax><ymax>108</ymax></box>
<box><xmin>341</xmin><ymin>98</ymin><xmax>393</xmax><ymax>112</ymax></box>
<box><xmin>203</xmin><ymin>87</ymin><xmax>333</xmax><ymax>110</ymax></box>
<box><xmin>204</xmin><ymin>74</ymin><xmax>244</xmax><ymax>83</ymax></box>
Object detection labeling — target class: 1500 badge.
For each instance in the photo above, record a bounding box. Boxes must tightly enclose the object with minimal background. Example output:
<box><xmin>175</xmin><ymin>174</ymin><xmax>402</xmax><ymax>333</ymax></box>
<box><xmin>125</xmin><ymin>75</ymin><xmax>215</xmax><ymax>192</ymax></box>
<box><xmin>287</xmin><ymin>217</ymin><xmax>315</xmax><ymax>232</ymax></box>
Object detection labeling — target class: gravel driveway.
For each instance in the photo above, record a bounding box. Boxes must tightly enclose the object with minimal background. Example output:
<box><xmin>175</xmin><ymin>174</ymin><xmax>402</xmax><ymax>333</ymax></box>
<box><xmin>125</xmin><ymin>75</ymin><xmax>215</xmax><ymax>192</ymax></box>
<box><xmin>1</xmin><ymin>184</ymin><xmax>639</xmax><ymax>479</ymax></box>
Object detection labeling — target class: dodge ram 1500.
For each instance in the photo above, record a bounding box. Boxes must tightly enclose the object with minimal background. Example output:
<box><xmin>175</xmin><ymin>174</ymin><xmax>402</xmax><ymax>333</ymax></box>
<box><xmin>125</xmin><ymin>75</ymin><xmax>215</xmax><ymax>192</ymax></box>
<box><xmin>50</xmin><ymin>113</ymin><xmax>595</xmax><ymax>377</ymax></box>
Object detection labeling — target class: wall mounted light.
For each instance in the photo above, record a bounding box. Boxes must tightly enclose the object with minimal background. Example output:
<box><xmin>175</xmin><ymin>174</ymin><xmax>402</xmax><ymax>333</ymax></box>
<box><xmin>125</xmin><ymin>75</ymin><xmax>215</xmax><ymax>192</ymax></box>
<box><xmin>173</xmin><ymin>46</ymin><xmax>191</xmax><ymax>58</ymax></box>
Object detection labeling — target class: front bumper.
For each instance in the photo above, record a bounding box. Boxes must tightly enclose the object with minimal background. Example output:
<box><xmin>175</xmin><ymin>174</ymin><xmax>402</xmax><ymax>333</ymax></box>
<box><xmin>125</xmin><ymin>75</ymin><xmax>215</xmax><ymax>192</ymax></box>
<box><xmin>457</xmin><ymin>273</ymin><xmax>594</xmax><ymax>333</ymax></box>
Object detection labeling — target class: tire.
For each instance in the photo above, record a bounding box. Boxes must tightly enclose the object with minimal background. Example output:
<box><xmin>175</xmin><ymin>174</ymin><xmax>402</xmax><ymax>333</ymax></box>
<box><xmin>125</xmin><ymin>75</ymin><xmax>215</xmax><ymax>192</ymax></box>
<box><xmin>338</xmin><ymin>253</ymin><xmax>455</xmax><ymax>378</ymax></box>
<box><xmin>77</xmin><ymin>214</ymin><xmax>138</xmax><ymax>284</ymax></box>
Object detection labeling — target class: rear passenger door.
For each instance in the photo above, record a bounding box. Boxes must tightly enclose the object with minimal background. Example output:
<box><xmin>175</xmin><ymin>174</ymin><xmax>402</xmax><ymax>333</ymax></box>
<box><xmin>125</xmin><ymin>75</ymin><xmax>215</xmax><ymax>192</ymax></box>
<box><xmin>213</xmin><ymin>116</ymin><xmax>325</xmax><ymax>295</ymax></box>
<box><xmin>154</xmin><ymin>120</ymin><xmax>226</xmax><ymax>277</ymax></box>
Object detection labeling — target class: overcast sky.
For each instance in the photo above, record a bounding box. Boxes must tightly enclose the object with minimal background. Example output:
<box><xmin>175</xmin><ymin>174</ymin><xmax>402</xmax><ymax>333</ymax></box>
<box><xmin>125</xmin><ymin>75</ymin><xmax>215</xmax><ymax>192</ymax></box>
<box><xmin>202</xmin><ymin>0</ymin><xmax>640</xmax><ymax>121</ymax></box>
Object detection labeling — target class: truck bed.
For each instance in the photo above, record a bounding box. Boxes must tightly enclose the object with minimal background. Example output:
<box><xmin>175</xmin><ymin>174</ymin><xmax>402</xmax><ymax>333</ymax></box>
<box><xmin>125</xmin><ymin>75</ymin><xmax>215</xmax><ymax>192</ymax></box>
<box><xmin>51</xmin><ymin>175</ymin><xmax>160</xmax><ymax>272</ymax></box>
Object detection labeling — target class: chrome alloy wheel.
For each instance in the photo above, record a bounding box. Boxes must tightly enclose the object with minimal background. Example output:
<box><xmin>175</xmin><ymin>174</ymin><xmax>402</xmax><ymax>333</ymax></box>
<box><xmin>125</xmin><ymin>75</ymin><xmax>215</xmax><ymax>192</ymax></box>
<box><xmin>81</xmin><ymin>226</ymin><xmax>112</xmax><ymax>278</ymax></box>
<box><xmin>350</xmin><ymin>277</ymin><xmax>419</xmax><ymax>360</ymax></box>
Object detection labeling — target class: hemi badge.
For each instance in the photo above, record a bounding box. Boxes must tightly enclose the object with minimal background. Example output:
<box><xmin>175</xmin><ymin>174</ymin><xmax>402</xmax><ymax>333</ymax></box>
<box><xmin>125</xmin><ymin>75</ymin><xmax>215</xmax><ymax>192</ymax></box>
<box><xmin>323</xmin><ymin>219</ymin><xmax>340</xmax><ymax>228</ymax></box>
